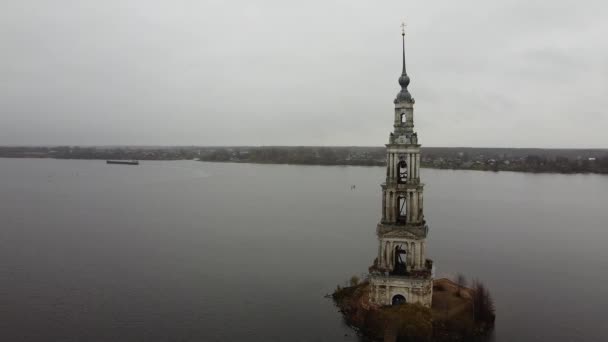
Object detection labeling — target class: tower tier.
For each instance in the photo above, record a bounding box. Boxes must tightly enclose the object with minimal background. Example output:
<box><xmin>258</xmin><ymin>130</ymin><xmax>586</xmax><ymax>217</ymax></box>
<box><xmin>369</xmin><ymin>25</ymin><xmax>433</xmax><ymax>308</ymax></box>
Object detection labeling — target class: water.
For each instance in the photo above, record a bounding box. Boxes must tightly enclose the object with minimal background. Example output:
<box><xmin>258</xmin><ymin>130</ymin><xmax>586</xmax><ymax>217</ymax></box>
<box><xmin>0</xmin><ymin>158</ymin><xmax>607</xmax><ymax>342</ymax></box>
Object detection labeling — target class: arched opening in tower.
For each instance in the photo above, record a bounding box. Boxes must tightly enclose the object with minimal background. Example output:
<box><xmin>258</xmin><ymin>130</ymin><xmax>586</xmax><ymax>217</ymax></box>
<box><xmin>391</xmin><ymin>244</ymin><xmax>408</xmax><ymax>276</ymax></box>
<box><xmin>392</xmin><ymin>294</ymin><xmax>406</xmax><ymax>306</ymax></box>
<box><xmin>398</xmin><ymin>156</ymin><xmax>408</xmax><ymax>184</ymax></box>
<box><xmin>397</xmin><ymin>195</ymin><xmax>407</xmax><ymax>224</ymax></box>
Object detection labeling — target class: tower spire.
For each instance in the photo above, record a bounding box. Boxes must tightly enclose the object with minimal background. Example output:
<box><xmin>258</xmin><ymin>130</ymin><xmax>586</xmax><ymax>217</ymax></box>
<box><xmin>401</xmin><ymin>22</ymin><xmax>406</xmax><ymax>75</ymax></box>
<box><xmin>395</xmin><ymin>22</ymin><xmax>413</xmax><ymax>103</ymax></box>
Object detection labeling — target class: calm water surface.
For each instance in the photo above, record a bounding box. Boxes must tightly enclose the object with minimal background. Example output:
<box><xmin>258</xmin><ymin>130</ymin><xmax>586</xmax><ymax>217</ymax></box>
<box><xmin>0</xmin><ymin>158</ymin><xmax>607</xmax><ymax>341</ymax></box>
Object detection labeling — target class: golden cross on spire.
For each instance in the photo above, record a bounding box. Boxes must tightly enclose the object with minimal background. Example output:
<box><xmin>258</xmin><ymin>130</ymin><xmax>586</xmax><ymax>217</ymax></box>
<box><xmin>401</xmin><ymin>22</ymin><xmax>406</xmax><ymax>36</ymax></box>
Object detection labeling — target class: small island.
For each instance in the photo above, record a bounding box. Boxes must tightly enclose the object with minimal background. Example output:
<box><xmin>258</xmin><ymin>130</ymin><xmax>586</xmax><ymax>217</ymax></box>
<box><xmin>333</xmin><ymin>277</ymin><xmax>495</xmax><ymax>342</ymax></box>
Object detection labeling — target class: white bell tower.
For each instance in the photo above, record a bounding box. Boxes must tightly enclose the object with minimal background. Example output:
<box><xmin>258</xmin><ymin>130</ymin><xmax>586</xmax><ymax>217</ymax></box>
<box><xmin>369</xmin><ymin>24</ymin><xmax>433</xmax><ymax>307</ymax></box>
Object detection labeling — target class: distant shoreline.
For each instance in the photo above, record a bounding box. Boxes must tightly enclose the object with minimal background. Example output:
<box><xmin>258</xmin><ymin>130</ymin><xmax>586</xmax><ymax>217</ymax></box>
<box><xmin>2</xmin><ymin>156</ymin><xmax>608</xmax><ymax>176</ymax></box>
<box><xmin>193</xmin><ymin>158</ymin><xmax>608</xmax><ymax>175</ymax></box>
<box><xmin>1</xmin><ymin>146</ymin><xmax>607</xmax><ymax>175</ymax></box>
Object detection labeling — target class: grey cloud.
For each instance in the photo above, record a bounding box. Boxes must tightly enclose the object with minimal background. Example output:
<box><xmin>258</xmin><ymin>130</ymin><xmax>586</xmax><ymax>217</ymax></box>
<box><xmin>0</xmin><ymin>0</ymin><xmax>606</xmax><ymax>148</ymax></box>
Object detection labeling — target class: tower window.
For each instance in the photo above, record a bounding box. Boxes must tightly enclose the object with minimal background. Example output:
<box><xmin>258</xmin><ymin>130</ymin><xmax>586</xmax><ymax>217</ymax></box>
<box><xmin>391</xmin><ymin>245</ymin><xmax>407</xmax><ymax>276</ymax></box>
<box><xmin>398</xmin><ymin>157</ymin><xmax>407</xmax><ymax>184</ymax></box>
<box><xmin>401</xmin><ymin>113</ymin><xmax>406</xmax><ymax>123</ymax></box>
<box><xmin>397</xmin><ymin>196</ymin><xmax>407</xmax><ymax>224</ymax></box>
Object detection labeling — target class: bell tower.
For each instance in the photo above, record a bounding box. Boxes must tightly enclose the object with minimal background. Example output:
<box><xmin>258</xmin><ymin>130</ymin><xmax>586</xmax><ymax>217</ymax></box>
<box><xmin>369</xmin><ymin>24</ymin><xmax>433</xmax><ymax>307</ymax></box>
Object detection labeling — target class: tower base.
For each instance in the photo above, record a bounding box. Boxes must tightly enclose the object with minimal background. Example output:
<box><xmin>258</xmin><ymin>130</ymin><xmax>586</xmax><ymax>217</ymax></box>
<box><xmin>369</xmin><ymin>274</ymin><xmax>433</xmax><ymax>307</ymax></box>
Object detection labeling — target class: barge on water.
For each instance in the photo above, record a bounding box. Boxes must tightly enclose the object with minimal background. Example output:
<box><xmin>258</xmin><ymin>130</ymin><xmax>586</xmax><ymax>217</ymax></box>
<box><xmin>106</xmin><ymin>160</ymin><xmax>139</xmax><ymax>165</ymax></box>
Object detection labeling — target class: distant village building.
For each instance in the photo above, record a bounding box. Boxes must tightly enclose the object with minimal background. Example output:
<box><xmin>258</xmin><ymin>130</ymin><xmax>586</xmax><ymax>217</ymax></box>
<box><xmin>368</xmin><ymin>27</ymin><xmax>433</xmax><ymax>307</ymax></box>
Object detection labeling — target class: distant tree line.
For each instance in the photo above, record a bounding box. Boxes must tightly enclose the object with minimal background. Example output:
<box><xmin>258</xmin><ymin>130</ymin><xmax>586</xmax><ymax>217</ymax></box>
<box><xmin>2</xmin><ymin>145</ymin><xmax>608</xmax><ymax>174</ymax></box>
<box><xmin>0</xmin><ymin>146</ymin><xmax>198</xmax><ymax>161</ymax></box>
<box><xmin>202</xmin><ymin>146</ymin><xmax>385</xmax><ymax>166</ymax></box>
<box><xmin>200</xmin><ymin>146</ymin><xmax>608</xmax><ymax>174</ymax></box>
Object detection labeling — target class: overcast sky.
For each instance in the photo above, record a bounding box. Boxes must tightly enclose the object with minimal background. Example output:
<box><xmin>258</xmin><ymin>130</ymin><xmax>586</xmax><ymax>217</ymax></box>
<box><xmin>1</xmin><ymin>0</ymin><xmax>607</xmax><ymax>147</ymax></box>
